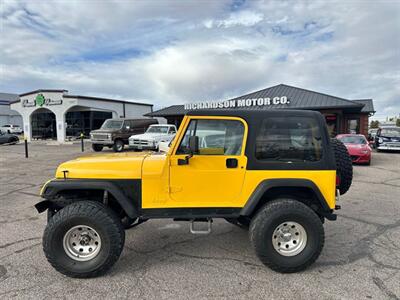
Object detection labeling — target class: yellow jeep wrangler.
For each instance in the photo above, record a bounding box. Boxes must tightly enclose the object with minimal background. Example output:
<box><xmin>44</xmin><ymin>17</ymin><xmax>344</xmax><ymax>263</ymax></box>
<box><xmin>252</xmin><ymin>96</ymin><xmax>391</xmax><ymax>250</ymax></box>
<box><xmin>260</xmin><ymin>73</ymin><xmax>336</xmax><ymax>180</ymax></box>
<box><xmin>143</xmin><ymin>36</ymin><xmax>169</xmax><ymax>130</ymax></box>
<box><xmin>35</xmin><ymin>110</ymin><xmax>352</xmax><ymax>277</ymax></box>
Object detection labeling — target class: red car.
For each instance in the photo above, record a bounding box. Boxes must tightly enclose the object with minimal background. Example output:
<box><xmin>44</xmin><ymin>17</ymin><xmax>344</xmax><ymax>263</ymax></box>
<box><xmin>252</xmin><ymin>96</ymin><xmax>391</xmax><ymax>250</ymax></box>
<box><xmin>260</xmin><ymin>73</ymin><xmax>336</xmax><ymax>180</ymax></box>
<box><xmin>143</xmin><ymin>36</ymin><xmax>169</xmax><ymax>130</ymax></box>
<box><xmin>336</xmin><ymin>134</ymin><xmax>372</xmax><ymax>165</ymax></box>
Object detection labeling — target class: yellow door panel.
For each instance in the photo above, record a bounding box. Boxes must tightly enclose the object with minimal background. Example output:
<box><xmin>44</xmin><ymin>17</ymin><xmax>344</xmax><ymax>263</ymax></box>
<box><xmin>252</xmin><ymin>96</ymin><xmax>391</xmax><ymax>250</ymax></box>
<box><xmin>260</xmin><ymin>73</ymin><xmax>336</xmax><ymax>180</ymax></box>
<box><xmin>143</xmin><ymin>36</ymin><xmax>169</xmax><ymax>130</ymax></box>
<box><xmin>168</xmin><ymin>155</ymin><xmax>247</xmax><ymax>207</ymax></box>
<box><xmin>166</xmin><ymin>115</ymin><xmax>249</xmax><ymax>208</ymax></box>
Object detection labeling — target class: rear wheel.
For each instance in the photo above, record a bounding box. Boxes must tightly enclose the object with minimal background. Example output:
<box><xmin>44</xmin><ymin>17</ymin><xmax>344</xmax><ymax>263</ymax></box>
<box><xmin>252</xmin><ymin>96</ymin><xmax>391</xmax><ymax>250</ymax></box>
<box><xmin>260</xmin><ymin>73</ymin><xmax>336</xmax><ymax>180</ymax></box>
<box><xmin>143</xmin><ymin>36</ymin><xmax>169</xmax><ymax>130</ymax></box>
<box><xmin>113</xmin><ymin>140</ymin><xmax>124</xmax><ymax>152</ymax></box>
<box><xmin>249</xmin><ymin>199</ymin><xmax>324</xmax><ymax>273</ymax></box>
<box><xmin>92</xmin><ymin>144</ymin><xmax>103</xmax><ymax>152</ymax></box>
<box><xmin>43</xmin><ymin>201</ymin><xmax>125</xmax><ymax>278</ymax></box>
<box><xmin>331</xmin><ymin>138</ymin><xmax>353</xmax><ymax>195</ymax></box>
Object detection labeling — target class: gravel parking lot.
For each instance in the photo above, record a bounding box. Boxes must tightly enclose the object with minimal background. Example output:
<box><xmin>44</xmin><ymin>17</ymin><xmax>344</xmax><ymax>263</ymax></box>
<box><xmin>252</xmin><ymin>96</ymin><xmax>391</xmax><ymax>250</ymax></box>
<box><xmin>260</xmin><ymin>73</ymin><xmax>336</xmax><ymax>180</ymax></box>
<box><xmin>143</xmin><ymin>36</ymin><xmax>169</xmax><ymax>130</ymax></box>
<box><xmin>0</xmin><ymin>142</ymin><xmax>399</xmax><ymax>299</ymax></box>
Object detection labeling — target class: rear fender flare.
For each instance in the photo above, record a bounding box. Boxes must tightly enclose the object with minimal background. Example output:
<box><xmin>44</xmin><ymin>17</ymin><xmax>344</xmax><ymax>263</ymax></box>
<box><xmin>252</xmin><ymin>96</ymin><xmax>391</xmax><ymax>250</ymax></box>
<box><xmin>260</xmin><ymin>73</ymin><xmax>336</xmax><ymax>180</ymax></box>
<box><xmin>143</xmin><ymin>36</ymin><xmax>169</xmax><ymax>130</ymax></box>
<box><xmin>240</xmin><ymin>178</ymin><xmax>330</xmax><ymax>216</ymax></box>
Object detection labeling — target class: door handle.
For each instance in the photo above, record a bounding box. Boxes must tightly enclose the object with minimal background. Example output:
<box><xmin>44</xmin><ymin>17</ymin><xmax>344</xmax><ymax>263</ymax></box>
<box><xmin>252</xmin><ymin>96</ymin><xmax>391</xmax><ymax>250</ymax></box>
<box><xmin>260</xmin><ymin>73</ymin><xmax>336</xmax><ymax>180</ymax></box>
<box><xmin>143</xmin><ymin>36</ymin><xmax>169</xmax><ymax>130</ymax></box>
<box><xmin>226</xmin><ymin>158</ymin><xmax>238</xmax><ymax>168</ymax></box>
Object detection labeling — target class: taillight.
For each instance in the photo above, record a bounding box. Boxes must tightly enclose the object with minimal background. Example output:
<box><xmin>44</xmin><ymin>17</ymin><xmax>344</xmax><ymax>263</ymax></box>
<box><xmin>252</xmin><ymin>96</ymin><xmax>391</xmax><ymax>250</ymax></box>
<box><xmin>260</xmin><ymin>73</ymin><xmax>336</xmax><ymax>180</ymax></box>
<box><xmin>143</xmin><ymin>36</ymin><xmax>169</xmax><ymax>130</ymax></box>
<box><xmin>336</xmin><ymin>175</ymin><xmax>341</xmax><ymax>186</ymax></box>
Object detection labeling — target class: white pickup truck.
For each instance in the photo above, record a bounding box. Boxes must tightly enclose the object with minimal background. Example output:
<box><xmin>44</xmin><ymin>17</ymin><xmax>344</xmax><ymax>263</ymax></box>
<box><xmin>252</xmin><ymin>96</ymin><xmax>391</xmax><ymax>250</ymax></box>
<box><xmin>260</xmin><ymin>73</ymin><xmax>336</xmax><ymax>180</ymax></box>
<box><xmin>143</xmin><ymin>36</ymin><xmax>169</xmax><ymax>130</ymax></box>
<box><xmin>129</xmin><ymin>124</ymin><xmax>177</xmax><ymax>150</ymax></box>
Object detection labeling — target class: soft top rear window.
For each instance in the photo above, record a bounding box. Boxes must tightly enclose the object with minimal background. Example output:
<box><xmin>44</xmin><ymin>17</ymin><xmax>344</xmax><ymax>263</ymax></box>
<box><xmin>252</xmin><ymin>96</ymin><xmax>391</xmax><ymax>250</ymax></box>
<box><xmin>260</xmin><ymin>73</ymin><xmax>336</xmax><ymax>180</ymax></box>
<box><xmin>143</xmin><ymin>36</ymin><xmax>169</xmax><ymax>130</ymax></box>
<box><xmin>256</xmin><ymin>116</ymin><xmax>322</xmax><ymax>162</ymax></box>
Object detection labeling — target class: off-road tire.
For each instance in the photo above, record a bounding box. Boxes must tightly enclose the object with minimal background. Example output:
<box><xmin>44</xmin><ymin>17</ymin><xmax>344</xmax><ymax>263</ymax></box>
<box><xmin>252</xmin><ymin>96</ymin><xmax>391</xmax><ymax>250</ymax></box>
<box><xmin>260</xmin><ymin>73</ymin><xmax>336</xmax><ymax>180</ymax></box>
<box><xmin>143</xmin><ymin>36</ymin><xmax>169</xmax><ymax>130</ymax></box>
<box><xmin>92</xmin><ymin>144</ymin><xmax>103</xmax><ymax>152</ymax></box>
<box><xmin>113</xmin><ymin>139</ymin><xmax>124</xmax><ymax>152</ymax></box>
<box><xmin>249</xmin><ymin>199</ymin><xmax>324</xmax><ymax>273</ymax></box>
<box><xmin>331</xmin><ymin>138</ymin><xmax>353</xmax><ymax>195</ymax></box>
<box><xmin>43</xmin><ymin>201</ymin><xmax>125</xmax><ymax>278</ymax></box>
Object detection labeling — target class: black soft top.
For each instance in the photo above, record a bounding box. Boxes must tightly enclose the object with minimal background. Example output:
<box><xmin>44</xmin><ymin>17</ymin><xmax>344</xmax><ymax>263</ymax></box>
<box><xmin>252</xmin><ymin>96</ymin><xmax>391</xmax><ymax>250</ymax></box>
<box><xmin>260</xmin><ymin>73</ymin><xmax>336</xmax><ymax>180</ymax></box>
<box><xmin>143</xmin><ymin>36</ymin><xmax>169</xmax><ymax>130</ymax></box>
<box><xmin>187</xmin><ymin>109</ymin><xmax>335</xmax><ymax>171</ymax></box>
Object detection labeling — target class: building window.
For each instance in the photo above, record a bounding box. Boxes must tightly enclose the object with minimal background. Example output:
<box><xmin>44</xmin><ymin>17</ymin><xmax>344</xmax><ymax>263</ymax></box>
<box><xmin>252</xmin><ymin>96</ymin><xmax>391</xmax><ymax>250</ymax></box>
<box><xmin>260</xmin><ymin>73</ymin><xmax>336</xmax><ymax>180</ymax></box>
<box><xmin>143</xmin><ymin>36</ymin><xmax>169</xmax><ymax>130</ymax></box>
<box><xmin>255</xmin><ymin>116</ymin><xmax>322</xmax><ymax>162</ymax></box>
<box><xmin>347</xmin><ymin>118</ymin><xmax>360</xmax><ymax>134</ymax></box>
<box><xmin>66</xmin><ymin>111</ymin><xmax>112</xmax><ymax>137</ymax></box>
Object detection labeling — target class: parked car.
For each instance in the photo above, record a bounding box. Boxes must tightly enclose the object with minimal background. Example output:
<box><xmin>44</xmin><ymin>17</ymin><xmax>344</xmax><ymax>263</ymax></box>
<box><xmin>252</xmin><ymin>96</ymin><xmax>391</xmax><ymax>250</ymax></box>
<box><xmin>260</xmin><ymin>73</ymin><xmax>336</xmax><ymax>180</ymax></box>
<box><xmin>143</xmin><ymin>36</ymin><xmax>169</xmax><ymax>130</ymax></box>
<box><xmin>0</xmin><ymin>124</ymin><xmax>23</xmax><ymax>134</ymax></box>
<box><xmin>0</xmin><ymin>129</ymin><xmax>19</xmax><ymax>145</ymax></box>
<box><xmin>90</xmin><ymin>118</ymin><xmax>158</xmax><ymax>152</ymax></box>
<box><xmin>367</xmin><ymin>128</ymin><xmax>378</xmax><ymax>145</ymax></box>
<box><xmin>129</xmin><ymin>124</ymin><xmax>177</xmax><ymax>150</ymax></box>
<box><xmin>374</xmin><ymin>126</ymin><xmax>400</xmax><ymax>151</ymax></box>
<box><xmin>36</xmin><ymin>110</ymin><xmax>352</xmax><ymax>277</ymax></box>
<box><xmin>336</xmin><ymin>134</ymin><xmax>372</xmax><ymax>165</ymax></box>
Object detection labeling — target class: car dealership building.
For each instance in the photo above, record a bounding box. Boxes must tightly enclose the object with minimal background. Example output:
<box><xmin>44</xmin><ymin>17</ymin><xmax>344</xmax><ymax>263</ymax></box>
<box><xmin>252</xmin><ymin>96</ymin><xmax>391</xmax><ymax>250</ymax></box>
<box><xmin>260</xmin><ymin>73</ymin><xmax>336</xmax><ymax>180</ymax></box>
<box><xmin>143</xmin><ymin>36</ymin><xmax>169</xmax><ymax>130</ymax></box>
<box><xmin>147</xmin><ymin>84</ymin><xmax>375</xmax><ymax>137</ymax></box>
<box><xmin>10</xmin><ymin>89</ymin><xmax>153</xmax><ymax>143</ymax></box>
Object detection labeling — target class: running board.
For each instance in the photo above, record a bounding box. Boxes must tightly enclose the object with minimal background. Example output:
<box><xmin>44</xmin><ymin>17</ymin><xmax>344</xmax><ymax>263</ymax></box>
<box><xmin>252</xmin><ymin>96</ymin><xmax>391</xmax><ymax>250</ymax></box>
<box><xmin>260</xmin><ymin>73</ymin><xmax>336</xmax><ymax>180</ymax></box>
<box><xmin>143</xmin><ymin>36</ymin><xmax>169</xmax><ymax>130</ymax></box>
<box><xmin>190</xmin><ymin>218</ymin><xmax>213</xmax><ymax>235</ymax></box>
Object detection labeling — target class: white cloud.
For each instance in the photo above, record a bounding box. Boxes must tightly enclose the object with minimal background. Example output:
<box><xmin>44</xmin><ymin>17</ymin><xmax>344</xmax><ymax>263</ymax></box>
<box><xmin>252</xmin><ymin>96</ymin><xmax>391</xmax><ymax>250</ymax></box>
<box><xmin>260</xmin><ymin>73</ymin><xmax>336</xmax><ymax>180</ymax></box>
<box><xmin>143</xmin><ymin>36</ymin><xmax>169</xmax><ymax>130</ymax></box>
<box><xmin>204</xmin><ymin>10</ymin><xmax>264</xmax><ymax>28</ymax></box>
<box><xmin>0</xmin><ymin>0</ymin><xmax>399</xmax><ymax>118</ymax></box>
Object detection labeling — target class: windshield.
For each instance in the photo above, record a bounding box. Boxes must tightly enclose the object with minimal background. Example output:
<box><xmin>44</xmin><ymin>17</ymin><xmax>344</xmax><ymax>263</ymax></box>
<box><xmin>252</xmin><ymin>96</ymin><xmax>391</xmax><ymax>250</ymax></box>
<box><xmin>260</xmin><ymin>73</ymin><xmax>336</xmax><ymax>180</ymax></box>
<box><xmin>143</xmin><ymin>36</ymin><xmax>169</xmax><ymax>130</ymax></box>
<box><xmin>381</xmin><ymin>128</ymin><xmax>400</xmax><ymax>137</ymax></box>
<box><xmin>101</xmin><ymin>120</ymin><xmax>123</xmax><ymax>129</ymax></box>
<box><xmin>338</xmin><ymin>136</ymin><xmax>367</xmax><ymax>144</ymax></box>
<box><xmin>146</xmin><ymin>126</ymin><xmax>169</xmax><ymax>134</ymax></box>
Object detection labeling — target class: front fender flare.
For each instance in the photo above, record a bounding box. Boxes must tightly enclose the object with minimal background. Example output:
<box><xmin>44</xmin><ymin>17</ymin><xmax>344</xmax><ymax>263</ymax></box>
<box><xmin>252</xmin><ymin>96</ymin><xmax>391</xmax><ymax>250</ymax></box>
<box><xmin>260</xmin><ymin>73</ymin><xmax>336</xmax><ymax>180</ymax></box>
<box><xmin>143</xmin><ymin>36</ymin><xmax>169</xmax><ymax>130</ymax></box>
<box><xmin>38</xmin><ymin>179</ymin><xmax>141</xmax><ymax>218</ymax></box>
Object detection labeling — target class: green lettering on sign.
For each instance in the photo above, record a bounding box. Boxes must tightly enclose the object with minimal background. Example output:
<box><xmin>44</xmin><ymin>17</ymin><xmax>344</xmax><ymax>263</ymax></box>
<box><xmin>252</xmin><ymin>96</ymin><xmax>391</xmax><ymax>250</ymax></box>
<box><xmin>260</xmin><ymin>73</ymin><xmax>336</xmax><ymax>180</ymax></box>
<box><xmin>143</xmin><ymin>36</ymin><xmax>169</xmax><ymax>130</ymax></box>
<box><xmin>35</xmin><ymin>94</ymin><xmax>45</xmax><ymax>107</ymax></box>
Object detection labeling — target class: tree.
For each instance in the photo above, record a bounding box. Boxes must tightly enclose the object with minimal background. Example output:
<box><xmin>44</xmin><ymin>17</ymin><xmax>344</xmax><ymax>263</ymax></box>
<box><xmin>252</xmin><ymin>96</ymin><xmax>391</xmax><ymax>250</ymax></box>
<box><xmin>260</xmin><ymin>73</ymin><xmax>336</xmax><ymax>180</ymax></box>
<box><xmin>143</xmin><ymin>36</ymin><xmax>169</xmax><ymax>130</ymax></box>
<box><xmin>370</xmin><ymin>120</ymin><xmax>380</xmax><ymax>128</ymax></box>
<box><xmin>396</xmin><ymin>119</ymin><xmax>400</xmax><ymax>127</ymax></box>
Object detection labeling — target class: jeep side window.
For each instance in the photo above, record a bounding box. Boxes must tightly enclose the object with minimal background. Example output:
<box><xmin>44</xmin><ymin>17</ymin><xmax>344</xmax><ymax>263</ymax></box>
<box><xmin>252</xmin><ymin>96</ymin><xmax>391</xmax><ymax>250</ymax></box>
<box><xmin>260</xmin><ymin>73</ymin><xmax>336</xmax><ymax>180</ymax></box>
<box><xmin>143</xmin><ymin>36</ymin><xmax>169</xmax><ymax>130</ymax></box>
<box><xmin>256</xmin><ymin>117</ymin><xmax>322</xmax><ymax>162</ymax></box>
<box><xmin>177</xmin><ymin>119</ymin><xmax>244</xmax><ymax>155</ymax></box>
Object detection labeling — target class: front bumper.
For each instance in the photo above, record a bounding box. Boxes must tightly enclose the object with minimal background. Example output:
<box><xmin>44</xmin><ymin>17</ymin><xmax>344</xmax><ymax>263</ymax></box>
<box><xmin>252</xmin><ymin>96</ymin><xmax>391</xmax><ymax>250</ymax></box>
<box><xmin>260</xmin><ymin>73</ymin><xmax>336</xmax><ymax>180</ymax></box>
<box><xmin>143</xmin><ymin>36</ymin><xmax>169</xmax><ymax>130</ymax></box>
<box><xmin>129</xmin><ymin>140</ymin><xmax>157</xmax><ymax>149</ymax></box>
<box><xmin>377</xmin><ymin>143</ymin><xmax>400</xmax><ymax>151</ymax></box>
<box><xmin>90</xmin><ymin>139</ymin><xmax>114</xmax><ymax>145</ymax></box>
<box><xmin>350</xmin><ymin>153</ymin><xmax>371</xmax><ymax>163</ymax></box>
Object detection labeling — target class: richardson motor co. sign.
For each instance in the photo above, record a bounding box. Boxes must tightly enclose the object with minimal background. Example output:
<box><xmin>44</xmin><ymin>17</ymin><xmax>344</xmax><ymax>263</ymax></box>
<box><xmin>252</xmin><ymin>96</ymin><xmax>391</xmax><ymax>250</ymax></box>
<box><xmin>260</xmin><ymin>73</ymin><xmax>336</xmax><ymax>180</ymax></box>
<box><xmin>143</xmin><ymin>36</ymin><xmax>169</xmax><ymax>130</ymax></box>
<box><xmin>184</xmin><ymin>96</ymin><xmax>290</xmax><ymax>110</ymax></box>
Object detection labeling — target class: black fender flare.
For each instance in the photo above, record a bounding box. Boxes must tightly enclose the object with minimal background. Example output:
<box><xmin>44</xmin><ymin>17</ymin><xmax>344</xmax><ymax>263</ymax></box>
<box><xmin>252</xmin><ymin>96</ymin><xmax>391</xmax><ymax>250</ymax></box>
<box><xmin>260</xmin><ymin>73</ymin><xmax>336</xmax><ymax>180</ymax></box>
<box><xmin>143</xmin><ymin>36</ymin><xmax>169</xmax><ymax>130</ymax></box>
<box><xmin>240</xmin><ymin>178</ymin><xmax>331</xmax><ymax>217</ymax></box>
<box><xmin>36</xmin><ymin>179</ymin><xmax>140</xmax><ymax>218</ymax></box>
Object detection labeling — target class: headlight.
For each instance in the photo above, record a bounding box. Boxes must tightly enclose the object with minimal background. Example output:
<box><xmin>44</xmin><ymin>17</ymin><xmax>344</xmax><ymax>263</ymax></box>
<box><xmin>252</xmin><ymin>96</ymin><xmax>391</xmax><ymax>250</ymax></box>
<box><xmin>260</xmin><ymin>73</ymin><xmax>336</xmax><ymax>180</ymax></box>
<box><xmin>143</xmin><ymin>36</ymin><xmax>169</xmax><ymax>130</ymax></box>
<box><xmin>378</xmin><ymin>137</ymin><xmax>390</xmax><ymax>143</ymax></box>
<box><xmin>107</xmin><ymin>134</ymin><xmax>112</xmax><ymax>140</ymax></box>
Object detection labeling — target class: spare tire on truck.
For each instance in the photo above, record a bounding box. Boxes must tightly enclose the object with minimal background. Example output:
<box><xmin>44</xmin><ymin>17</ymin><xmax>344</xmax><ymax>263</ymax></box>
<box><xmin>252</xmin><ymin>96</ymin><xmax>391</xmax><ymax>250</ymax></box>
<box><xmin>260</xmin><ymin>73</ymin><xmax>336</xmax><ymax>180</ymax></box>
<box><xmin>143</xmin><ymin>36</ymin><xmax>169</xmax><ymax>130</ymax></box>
<box><xmin>331</xmin><ymin>138</ymin><xmax>353</xmax><ymax>195</ymax></box>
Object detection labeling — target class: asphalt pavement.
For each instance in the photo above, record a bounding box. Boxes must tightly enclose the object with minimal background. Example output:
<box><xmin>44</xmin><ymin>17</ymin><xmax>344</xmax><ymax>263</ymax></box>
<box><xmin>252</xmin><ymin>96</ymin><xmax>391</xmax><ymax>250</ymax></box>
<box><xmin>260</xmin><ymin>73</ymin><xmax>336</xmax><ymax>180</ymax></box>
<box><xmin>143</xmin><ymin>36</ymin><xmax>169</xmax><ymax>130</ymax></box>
<box><xmin>0</xmin><ymin>142</ymin><xmax>399</xmax><ymax>299</ymax></box>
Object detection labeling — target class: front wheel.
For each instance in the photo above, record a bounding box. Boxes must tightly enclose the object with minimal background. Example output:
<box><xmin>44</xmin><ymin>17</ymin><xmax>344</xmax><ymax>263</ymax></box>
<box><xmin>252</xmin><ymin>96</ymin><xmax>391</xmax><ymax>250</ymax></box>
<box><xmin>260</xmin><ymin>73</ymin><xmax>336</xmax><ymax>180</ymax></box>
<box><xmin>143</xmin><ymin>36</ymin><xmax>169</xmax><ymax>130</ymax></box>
<box><xmin>113</xmin><ymin>140</ymin><xmax>124</xmax><ymax>152</ymax></box>
<box><xmin>43</xmin><ymin>201</ymin><xmax>125</xmax><ymax>278</ymax></box>
<box><xmin>92</xmin><ymin>144</ymin><xmax>103</xmax><ymax>152</ymax></box>
<box><xmin>249</xmin><ymin>199</ymin><xmax>324</xmax><ymax>273</ymax></box>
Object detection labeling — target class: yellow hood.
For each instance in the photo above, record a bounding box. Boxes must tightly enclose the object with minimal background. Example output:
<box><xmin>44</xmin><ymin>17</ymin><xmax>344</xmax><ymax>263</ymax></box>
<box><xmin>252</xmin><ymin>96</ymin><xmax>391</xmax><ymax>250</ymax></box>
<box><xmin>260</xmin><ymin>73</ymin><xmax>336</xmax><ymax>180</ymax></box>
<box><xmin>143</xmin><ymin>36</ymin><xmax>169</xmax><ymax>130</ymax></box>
<box><xmin>56</xmin><ymin>152</ymin><xmax>149</xmax><ymax>179</ymax></box>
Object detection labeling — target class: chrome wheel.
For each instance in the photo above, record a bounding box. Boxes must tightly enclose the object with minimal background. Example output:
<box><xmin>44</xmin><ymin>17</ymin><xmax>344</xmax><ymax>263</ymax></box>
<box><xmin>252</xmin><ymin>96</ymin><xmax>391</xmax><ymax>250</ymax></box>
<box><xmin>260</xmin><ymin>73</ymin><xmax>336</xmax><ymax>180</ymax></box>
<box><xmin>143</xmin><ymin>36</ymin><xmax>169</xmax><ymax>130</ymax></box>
<box><xmin>272</xmin><ymin>221</ymin><xmax>307</xmax><ymax>257</ymax></box>
<box><xmin>63</xmin><ymin>225</ymin><xmax>101</xmax><ymax>261</ymax></box>
<box><xmin>114</xmin><ymin>140</ymin><xmax>124</xmax><ymax>152</ymax></box>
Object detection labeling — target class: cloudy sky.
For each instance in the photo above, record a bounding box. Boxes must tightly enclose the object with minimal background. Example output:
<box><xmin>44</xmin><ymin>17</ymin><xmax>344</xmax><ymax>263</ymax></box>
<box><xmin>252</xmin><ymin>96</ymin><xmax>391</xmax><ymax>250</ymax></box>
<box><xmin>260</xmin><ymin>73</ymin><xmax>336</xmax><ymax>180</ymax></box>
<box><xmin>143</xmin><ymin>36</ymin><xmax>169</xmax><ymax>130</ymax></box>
<box><xmin>1</xmin><ymin>0</ymin><xmax>399</xmax><ymax>119</ymax></box>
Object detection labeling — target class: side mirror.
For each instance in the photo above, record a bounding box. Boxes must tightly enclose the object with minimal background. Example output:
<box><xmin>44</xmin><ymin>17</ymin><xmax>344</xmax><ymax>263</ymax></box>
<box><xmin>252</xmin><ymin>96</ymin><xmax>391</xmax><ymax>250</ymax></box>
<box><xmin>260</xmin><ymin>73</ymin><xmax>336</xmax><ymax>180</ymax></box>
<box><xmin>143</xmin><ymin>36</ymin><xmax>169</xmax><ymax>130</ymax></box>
<box><xmin>178</xmin><ymin>136</ymin><xmax>199</xmax><ymax>165</ymax></box>
<box><xmin>189</xmin><ymin>136</ymin><xmax>199</xmax><ymax>154</ymax></box>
